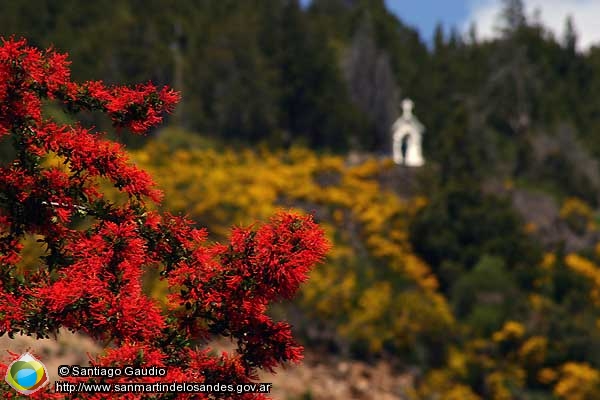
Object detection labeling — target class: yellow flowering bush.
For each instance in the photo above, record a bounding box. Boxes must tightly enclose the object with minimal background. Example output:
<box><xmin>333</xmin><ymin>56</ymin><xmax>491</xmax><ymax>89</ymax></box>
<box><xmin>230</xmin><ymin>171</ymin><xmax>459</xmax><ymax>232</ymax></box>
<box><xmin>458</xmin><ymin>322</ymin><xmax>549</xmax><ymax>399</ymax></box>
<box><xmin>492</xmin><ymin>321</ymin><xmax>526</xmax><ymax>343</ymax></box>
<box><xmin>485</xmin><ymin>370</ymin><xmax>526</xmax><ymax>400</ymax></box>
<box><xmin>411</xmin><ymin>370</ymin><xmax>481</xmax><ymax>400</ymax></box>
<box><xmin>120</xmin><ymin>137</ymin><xmax>600</xmax><ymax>398</ymax></box>
<box><xmin>541</xmin><ymin>252</ymin><xmax>556</xmax><ymax>269</ymax></box>
<box><xmin>554</xmin><ymin>362</ymin><xmax>600</xmax><ymax>400</ymax></box>
<box><xmin>560</xmin><ymin>197</ymin><xmax>596</xmax><ymax>234</ymax></box>
<box><xmin>565</xmin><ymin>253</ymin><xmax>600</xmax><ymax>306</ymax></box>
<box><xmin>534</xmin><ymin>252</ymin><xmax>556</xmax><ymax>289</ymax></box>
<box><xmin>518</xmin><ymin>336</ymin><xmax>548</xmax><ymax>366</ymax></box>
<box><xmin>538</xmin><ymin>367</ymin><xmax>558</xmax><ymax>385</ymax></box>
<box><xmin>129</xmin><ymin>141</ymin><xmax>451</xmax><ymax>353</ymax></box>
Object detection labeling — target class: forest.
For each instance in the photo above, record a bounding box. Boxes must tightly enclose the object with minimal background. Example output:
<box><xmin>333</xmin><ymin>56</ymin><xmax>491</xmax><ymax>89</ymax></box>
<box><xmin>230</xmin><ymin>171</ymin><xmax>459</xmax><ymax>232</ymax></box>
<box><xmin>3</xmin><ymin>0</ymin><xmax>600</xmax><ymax>398</ymax></box>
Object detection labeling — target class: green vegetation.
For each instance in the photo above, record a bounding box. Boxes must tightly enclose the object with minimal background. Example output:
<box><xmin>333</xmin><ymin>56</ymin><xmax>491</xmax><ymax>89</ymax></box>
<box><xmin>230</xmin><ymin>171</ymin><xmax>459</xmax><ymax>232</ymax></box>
<box><xmin>6</xmin><ymin>0</ymin><xmax>600</xmax><ymax>398</ymax></box>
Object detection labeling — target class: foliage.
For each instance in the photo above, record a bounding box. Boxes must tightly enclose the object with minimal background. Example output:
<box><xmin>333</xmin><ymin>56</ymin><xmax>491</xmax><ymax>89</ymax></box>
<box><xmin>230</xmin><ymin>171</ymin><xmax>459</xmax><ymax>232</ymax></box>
<box><xmin>553</xmin><ymin>362</ymin><xmax>600</xmax><ymax>400</ymax></box>
<box><xmin>560</xmin><ymin>197</ymin><xmax>597</xmax><ymax>235</ymax></box>
<box><xmin>4</xmin><ymin>1</ymin><xmax>600</xmax><ymax>398</ymax></box>
<box><xmin>564</xmin><ymin>253</ymin><xmax>600</xmax><ymax>307</ymax></box>
<box><xmin>451</xmin><ymin>256</ymin><xmax>519</xmax><ymax>336</ymax></box>
<box><xmin>131</xmin><ymin>140</ymin><xmax>451</xmax><ymax>361</ymax></box>
<box><xmin>3</xmin><ymin>0</ymin><xmax>600</xmax><ymax>165</ymax></box>
<box><xmin>0</xmin><ymin>38</ymin><xmax>329</xmax><ymax>399</ymax></box>
<box><xmin>410</xmin><ymin>184</ymin><xmax>542</xmax><ymax>291</ymax></box>
<box><xmin>130</xmin><ymin>134</ymin><xmax>600</xmax><ymax>398</ymax></box>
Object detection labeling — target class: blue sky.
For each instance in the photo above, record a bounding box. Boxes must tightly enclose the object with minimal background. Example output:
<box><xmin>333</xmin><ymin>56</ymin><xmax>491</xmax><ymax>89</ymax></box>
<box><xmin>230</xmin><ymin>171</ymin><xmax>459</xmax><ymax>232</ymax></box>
<box><xmin>384</xmin><ymin>0</ymin><xmax>470</xmax><ymax>43</ymax></box>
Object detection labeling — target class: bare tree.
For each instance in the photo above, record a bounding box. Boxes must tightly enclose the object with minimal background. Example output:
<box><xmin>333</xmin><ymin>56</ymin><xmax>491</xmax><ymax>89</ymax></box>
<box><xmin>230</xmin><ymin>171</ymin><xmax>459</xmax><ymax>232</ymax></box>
<box><xmin>342</xmin><ymin>17</ymin><xmax>400</xmax><ymax>152</ymax></box>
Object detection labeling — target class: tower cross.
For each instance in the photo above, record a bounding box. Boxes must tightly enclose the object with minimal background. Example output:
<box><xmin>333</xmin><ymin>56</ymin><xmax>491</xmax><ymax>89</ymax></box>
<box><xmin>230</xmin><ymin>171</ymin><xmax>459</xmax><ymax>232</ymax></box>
<box><xmin>402</xmin><ymin>99</ymin><xmax>414</xmax><ymax>118</ymax></box>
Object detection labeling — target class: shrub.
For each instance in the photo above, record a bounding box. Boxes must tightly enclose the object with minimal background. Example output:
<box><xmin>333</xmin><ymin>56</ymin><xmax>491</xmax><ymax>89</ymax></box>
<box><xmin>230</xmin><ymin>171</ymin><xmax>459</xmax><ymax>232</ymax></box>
<box><xmin>130</xmin><ymin>144</ymin><xmax>452</xmax><ymax>359</ymax></box>
<box><xmin>0</xmin><ymin>38</ymin><xmax>329</xmax><ymax>399</ymax></box>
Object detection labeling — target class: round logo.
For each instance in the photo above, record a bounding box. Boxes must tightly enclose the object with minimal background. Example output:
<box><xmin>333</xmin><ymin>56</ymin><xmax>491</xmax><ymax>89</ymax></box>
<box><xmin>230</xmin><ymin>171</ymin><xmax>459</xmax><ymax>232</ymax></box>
<box><xmin>4</xmin><ymin>352</ymin><xmax>49</xmax><ymax>395</ymax></box>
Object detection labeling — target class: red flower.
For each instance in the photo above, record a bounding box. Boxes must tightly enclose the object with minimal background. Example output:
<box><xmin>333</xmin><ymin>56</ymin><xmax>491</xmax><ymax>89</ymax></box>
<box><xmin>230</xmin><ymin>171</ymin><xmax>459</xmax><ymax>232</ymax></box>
<box><xmin>0</xmin><ymin>37</ymin><xmax>329</xmax><ymax>399</ymax></box>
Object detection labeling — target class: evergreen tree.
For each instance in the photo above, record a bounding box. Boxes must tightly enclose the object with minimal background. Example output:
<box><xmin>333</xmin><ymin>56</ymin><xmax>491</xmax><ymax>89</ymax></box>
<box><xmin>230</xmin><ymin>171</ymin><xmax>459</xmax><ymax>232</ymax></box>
<box><xmin>563</xmin><ymin>15</ymin><xmax>577</xmax><ymax>54</ymax></box>
<box><xmin>498</xmin><ymin>0</ymin><xmax>526</xmax><ymax>35</ymax></box>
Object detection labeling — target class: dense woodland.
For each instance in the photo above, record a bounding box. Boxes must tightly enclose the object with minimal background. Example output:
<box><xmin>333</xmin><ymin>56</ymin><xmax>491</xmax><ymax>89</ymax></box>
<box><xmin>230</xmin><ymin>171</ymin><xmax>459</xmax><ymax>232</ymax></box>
<box><xmin>6</xmin><ymin>0</ymin><xmax>600</xmax><ymax>398</ymax></box>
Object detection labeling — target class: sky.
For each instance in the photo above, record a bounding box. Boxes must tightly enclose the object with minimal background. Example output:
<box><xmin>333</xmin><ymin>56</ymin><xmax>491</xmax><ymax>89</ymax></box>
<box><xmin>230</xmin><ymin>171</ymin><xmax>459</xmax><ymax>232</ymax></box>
<box><xmin>301</xmin><ymin>0</ymin><xmax>600</xmax><ymax>51</ymax></box>
<box><xmin>383</xmin><ymin>0</ymin><xmax>469</xmax><ymax>44</ymax></box>
<box><xmin>385</xmin><ymin>0</ymin><xmax>600</xmax><ymax>51</ymax></box>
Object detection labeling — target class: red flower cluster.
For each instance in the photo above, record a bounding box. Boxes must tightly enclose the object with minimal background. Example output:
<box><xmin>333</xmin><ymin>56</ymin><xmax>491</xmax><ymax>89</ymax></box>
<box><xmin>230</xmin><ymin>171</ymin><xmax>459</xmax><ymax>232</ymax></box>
<box><xmin>0</xmin><ymin>38</ymin><xmax>329</xmax><ymax>399</ymax></box>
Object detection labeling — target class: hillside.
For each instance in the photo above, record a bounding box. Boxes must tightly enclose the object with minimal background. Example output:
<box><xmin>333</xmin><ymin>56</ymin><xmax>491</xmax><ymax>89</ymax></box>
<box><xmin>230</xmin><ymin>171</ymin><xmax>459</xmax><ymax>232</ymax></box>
<box><xmin>3</xmin><ymin>0</ymin><xmax>600</xmax><ymax>398</ymax></box>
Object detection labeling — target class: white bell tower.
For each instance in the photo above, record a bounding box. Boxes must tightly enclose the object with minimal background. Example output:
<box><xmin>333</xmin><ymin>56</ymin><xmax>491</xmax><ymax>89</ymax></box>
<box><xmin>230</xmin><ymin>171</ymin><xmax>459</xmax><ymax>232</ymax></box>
<box><xmin>392</xmin><ymin>99</ymin><xmax>425</xmax><ymax>167</ymax></box>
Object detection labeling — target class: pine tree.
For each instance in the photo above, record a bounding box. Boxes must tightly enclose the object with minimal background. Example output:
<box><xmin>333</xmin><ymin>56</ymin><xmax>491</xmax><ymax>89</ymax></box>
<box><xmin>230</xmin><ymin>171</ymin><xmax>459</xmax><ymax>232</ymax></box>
<box><xmin>563</xmin><ymin>15</ymin><xmax>577</xmax><ymax>54</ymax></box>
